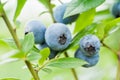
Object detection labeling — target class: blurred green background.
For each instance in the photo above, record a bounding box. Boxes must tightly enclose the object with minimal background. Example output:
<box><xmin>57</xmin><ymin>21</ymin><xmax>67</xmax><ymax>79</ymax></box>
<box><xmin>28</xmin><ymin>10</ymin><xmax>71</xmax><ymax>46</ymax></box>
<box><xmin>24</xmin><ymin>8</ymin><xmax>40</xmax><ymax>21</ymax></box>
<box><xmin>0</xmin><ymin>0</ymin><xmax>120</xmax><ymax>80</ymax></box>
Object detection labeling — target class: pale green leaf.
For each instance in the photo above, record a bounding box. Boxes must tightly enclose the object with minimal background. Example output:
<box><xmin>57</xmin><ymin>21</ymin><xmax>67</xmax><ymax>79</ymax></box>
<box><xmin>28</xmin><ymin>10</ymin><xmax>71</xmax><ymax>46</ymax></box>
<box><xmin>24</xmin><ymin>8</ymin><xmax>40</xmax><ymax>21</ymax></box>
<box><xmin>47</xmin><ymin>58</ymin><xmax>87</xmax><ymax>68</ymax></box>
<box><xmin>39</xmin><ymin>48</ymin><xmax>50</xmax><ymax>65</ymax></box>
<box><xmin>22</xmin><ymin>33</ymin><xmax>34</xmax><ymax>53</ymax></box>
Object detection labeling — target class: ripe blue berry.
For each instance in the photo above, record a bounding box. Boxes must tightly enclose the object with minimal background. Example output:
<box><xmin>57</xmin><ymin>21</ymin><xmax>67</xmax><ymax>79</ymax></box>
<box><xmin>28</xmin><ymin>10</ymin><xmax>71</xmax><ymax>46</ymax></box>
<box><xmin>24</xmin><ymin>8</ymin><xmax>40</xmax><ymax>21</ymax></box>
<box><xmin>45</xmin><ymin>23</ymin><xmax>72</xmax><ymax>51</ymax></box>
<box><xmin>25</xmin><ymin>20</ymin><xmax>46</xmax><ymax>44</ymax></box>
<box><xmin>111</xmin><ymin>2</ymin><xmax>120</xmax><ymax>18</ymax></box>
<box><xmin>79</xmin><ymin>34</ymin><xmax>100</xmax><ymax>56</ymax></box>
<box><xmin>75</xmin><ymin>48</ymin><xmax>99</xmax><ymax>68</ymax></box>
<box><xmin>53</xmin><ymin>4</ymin><xmax>79</xmax><ymax>24</ymax></box>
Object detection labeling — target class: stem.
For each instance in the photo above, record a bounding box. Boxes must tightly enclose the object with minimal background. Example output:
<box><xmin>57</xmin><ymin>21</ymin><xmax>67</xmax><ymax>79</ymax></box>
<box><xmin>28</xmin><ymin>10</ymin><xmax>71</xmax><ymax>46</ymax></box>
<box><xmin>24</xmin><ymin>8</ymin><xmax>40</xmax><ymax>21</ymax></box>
<box><xmin>64</xmin><ymin>52</ymin><xmax>78</xmax><ymax>80</ymax></box>
<box><xmin>25</xmin><ymin>60</ymin><xmax>40</xmax><ymax>80</ymax></box>
<box><xmin>101</xmin><ymin>40</ymin><xmax>120</xmax><ymax>80</ymax></box>
<box><xmin>116</xmin><ymin>60</ymin><xmax>120</xmax><ymax>80</ymax></box>
<box><xmin>0</xmin><ymin>3</ymin><xmax>40</xmax><ymax>80</ymax></box>
<box><xmin>48</xmin><ymin>0</ymin><xmax>56</xmax><ymax>23</ymax></box>
<box><xmin>1</xmin><ymin>6</ymin><xmax>21</xmax><ymax>49</ymax></box>
<box><xmin>58</xmin><ymin>0</ymin><xmax>63</xmax><ymax>4</ymax></box>
<box><xmin>116</xmin><ymin>52</ymin><xmax>120</xmax><ymax>80</ymax></box>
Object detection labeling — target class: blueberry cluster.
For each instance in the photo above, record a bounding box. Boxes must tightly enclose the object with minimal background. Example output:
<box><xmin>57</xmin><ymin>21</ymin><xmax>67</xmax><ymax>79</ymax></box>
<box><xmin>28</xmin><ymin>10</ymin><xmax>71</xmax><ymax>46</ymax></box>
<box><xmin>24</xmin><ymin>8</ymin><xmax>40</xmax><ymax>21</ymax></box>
<box><xmin>25</xmin><ymin>20</ymin><xmax>72</xmax><ymax>59</ymax></box>
<box><xmin>75</xmin><ymin>34</ymin><xmax>101</xmax><ymax>67</ymax></box>
<box><xmin>24</xmin><ymin>4</ymin><xmax>101</xmax><ymax>67</ymax></box>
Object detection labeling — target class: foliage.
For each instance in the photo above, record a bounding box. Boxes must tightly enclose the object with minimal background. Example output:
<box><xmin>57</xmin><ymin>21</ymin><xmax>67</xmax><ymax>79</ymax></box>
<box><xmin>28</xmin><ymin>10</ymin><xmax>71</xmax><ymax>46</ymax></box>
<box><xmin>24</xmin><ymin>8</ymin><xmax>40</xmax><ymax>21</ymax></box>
<box><xmin>0</xmin><ymin>0</ymin><xmax>120</xmax><ymax>80</ymax></box>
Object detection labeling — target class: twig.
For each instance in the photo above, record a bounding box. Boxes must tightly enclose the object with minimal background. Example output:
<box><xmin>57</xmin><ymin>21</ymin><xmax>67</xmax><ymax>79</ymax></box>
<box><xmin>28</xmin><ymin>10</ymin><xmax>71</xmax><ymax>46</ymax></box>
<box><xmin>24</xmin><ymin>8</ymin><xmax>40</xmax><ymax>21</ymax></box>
<box><xmin>101</xmin><ymin>40</ymin><xmax>120</xmax><ymax>80</ymax></box>
<box><xmin>64</xmin><ymin>52</ymin><xmax>79</xmax><ymax>80</ymax></box>
<box><xmin>116</xmin><ymin>49</ymin><xmax>120</xmax><ymax>80</ymax></box>
<box><xmin>0</xmin><ymin>3</ymin><xmax>40</xmax><ymax>80</ymax></box>
<box><xmin>1</xmin><ymin>6</ymin><xmax>21</xmax><ymax>49</ymax></box>
<box><xmin>48</xmin><ymin>0</ymin><xmax>56</xmax><ymax>23</ymax></box>
<box><xmin>25</xmin><ymin>60</ymin><xmax>40</xmax><ymax>80</ymax></box>
<box><xmin>58</xmin><ymin>0</ymin><xmax>63</xmax><ymax>4</ymax></box>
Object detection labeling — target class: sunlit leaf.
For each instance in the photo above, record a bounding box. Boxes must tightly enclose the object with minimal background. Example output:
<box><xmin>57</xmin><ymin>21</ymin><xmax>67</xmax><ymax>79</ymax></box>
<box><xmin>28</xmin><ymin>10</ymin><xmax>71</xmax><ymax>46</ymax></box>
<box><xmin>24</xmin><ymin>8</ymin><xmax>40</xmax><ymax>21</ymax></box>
<box><xmin>0</xmin><ymin>78</ymin><xmax>19</xmax><ymax>80</ymax></box>
<box><xmin>13</xmin><ymin>0</ymin><xmax>26</xmax><ymax>21</ymax></box>
<box><xmin>39</xmin><ymin>48</ymin><xmax>50</xmax><ymax>65</ymax></box>
<box><xmin>0</xmin><ymin>40</ymin><xmax>12</xmax><ymax>54</ymax></box>
<box><xmin>104</xmin><ymin>17</ymin><xmax>120</xmax><ymax>34</ymax></box>
<box><xmin>22</xmin><ymin>33</ymin><xmax>34</xmax><ymax>53</ymax></box>
<box><xmin>27</xmin><ymin>51</ymin><xmax>41</xmax><ymax>61</ymax></box>
<box><xmin>74</xmin><ymin>9</ymin><xmax>95</xmax><ymax>33</ymax></box>
<box><xmin>38</xmin><ymin>0</ymin><xmax>49</xmax><ymax>8</ymax></box>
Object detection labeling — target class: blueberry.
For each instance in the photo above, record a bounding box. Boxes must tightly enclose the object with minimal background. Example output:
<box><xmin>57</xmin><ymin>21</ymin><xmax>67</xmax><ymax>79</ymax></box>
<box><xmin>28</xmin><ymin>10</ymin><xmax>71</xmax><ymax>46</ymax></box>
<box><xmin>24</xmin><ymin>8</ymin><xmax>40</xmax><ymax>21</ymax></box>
<box><xmin>53</xmin><ymin>4</ymin><xmax>79</xmax><ymax>24</ymax></box>
<box><xmin>36</xmin><ymin>43</ymin><xmax>58</xmax><ymax>59</ymax></box>
<box><xmin>49</xmin><ymin>50</ymin><xmax>58</xmax><ymax>59</ymax></box>
<box><xmin>79</xmin><ymin>34</ymin><xmax>100</xmax><ymax>56</ymax></box>
<box><xmin>45</xmin><ymin>23</ymin><xmax>72</xmax><ymax>51</ymax></box>
<box><xmin>111</xmin><ymin>2</ymin><xmax>120</xmax><ymax>18</ymax></box>
<box><xmin>75</xmin><ymin>48</ymin><xmax>99</xmax><ymax>68</ymax></box>
<box><xmin>25</xmin><ymin>20</ymin><xmax>46</xmax><ymax>44</ymax></box>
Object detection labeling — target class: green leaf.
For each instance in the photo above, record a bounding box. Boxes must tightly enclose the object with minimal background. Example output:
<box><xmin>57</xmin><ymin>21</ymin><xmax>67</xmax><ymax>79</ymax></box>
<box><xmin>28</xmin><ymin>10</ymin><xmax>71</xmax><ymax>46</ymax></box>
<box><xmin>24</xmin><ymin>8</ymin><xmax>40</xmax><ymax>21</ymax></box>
<box><xmin>0</xmin><ymin>78</ymin><xmax>19</xmax><ymax>80</ymax></box>
<box><xmin>38</xmin><ymin>0</ymin><xmax>49</xmax><ymax>8</ymax></box>
<box><xmin>74</xmin><ymin>9</ymin><xmax>95</xmax><ymax>33</ymax></box>
<box><xmin>39</xmin><ymin>48</ymin><xmax>50</xmax><ymax>65</ymax></box>
<box><xmin>27</xmin><ymin>51</ymin><xmax>41</xmax><ymax>61</ymax></box>
<box><xmin>42</xmin><ymin>68</ymin><xmax>52</xmax><ymax>73</ymax></box>
<box><xmin>104</xmin><ymin>17</ymin><xmax>120</xmax><ymax>34</ymax></box>
<box><xmin>64</xmin><ymin>0</ymin><xmax>105</xmax><ymax>18</ymax></box>
<box><xmin>0</xmin><ymin>40</ymin><xmax>12</xmax><ymax>54</ymax></box>
<box><xmin>13</xmin><ymin>0</ymin><xmax>26</xmax><ymax>21</ymax></box>
<box><xmin>11</xmin><ymin>50</ymin><xmax>25</xmax><ymax>59</ymax></box>
<box><xmin>103</xmin><ymin>28</ymin><xmax>120</xmax><ymax>52</ymax></box>
<box><xmin>22</xmin><ymin>33</ymin><xmax>34</xmax><ymax>53</ymax></box>
<box><xmin>96</xmin><ymin>23</ymin><xmax>105</xmax><ymax>40</ymax></box>
<box><xmin>47</xmin><ymin>58</ymin><xmax>87</xmax><ymax>68</ymax></box>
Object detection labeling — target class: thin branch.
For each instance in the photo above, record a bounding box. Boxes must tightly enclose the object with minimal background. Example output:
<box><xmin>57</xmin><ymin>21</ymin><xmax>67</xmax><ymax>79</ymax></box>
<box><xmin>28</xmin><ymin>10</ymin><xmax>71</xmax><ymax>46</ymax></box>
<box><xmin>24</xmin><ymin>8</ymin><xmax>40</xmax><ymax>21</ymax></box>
<box><xmin>64</xmin><ymin>52</ymin><xmax>79</xmax><ymax>80</ymax></box>
<box><xmin>25</xmin><ymin>60</ymin><xmax>40</xmax><ymax>80</ymax></box>
<box><xmin>1</xmin><ymin>4</ymin><xmax>40</xmax><ymax>80</ymax></box>
<box><xmin>1</xmin><ymin>7</ymin><xmax>21</xmax><ymax>49</ymax></box>
<box><xmin>48</xmin><ymin>0</ymin><xmax>56</xmax><ymax>23</ymax></box>
<box><xmin>58</xmin><ymin>0</ymin><xmax>63</xmax><ymax>4</ymax></box>
<box><xmin>101</xmin><ymin>40</ymin><xmax>120</xmax><ymax>80</ymax></box>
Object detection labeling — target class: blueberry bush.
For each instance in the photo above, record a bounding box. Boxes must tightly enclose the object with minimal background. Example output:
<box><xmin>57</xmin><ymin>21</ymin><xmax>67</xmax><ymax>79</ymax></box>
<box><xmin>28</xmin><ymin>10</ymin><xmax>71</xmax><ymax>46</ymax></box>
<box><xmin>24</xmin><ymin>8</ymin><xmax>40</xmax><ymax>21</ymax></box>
<box><xmin>0</xmin><ymin>0</ymin><xmax>120</xmax><ymax>80</ymax></box>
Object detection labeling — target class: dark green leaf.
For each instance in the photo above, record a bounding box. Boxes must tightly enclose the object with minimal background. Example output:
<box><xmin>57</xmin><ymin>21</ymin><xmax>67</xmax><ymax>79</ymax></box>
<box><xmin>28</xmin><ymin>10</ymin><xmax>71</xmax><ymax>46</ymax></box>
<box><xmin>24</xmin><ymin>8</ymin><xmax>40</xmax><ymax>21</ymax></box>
<box><xmin>74</xmin><ymin>9</ymin><xmax>95</xmax><ymax>33</ymax></box>
<box><xmin>13</xmin><ymin>0</ymin><xmax>26</xmax><ymax>21</ymax></box>
<box><xmin>22</xmin><ymin>33</ymin><xmax>34</xmax><ymax>53</ymax></box>
<box><xmin>39</xmin><ymin>48</ymin><xmax>50</xmax><ymax>65</ymax></box>
<box><xmin>47</xmin><ymin>58</ymin><xmax>87</xmax><ymax>68</ymax></box>
<box><xmin>64</xmin><ymin>0</ymin><xmax>105</xmax><ymax>18</ymax></box>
